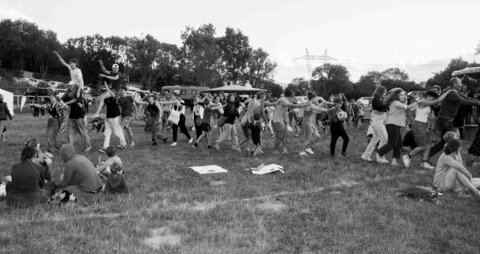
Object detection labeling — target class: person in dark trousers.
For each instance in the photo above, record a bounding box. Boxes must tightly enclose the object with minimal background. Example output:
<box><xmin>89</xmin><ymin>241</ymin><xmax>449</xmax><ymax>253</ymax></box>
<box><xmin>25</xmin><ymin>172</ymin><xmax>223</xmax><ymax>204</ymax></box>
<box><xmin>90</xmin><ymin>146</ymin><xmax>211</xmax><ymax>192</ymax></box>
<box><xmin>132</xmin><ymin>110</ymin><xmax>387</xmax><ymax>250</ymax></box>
<box><xmin>426</xmin><ymin>77</ymin><xmax>480</xmax><ymax>167</ymax></box>
<box><xmin>0</xmin><ymin>94</ymin><xmax>13</xmax><ymax>142</ymax></box>
<box><xmin>328</xmin><ymin>97</ymin><xmax>349</xmax><ymax>157</ymax></box>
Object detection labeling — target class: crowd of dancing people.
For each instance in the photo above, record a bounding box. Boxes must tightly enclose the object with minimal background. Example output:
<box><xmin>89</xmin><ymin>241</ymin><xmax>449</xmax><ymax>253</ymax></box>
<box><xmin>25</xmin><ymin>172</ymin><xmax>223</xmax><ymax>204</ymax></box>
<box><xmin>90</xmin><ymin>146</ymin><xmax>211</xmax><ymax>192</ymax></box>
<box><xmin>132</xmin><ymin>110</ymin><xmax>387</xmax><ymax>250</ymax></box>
<box><xmin>2</xmin><ymin>51</ymin><xmax>480</xmax><ymax>208</ymax></box>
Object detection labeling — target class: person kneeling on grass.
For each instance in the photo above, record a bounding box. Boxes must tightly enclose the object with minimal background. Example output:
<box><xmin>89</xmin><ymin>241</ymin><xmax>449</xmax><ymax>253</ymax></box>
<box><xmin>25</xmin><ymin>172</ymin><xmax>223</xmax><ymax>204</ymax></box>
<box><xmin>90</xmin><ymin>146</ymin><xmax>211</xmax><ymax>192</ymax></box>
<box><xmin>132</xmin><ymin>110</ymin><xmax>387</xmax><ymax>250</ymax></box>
<box><xmin>96</xmin><ymin>146</ymin><xmax>123</xmax><ymax>176</ymax></box>
<box><xmin>45</xmin><ymin>144</ymin><xmax>103</xmax><ymax>195</ymax></box>
<box><xmin>95</xmin><ymin>146</ymin><xmax>129</xmax><ymax>194</ymax></box>
<box><xmin>434</xmin><ymin>139</ymin><xmax>480</xmax><ymax>198</ymax></box>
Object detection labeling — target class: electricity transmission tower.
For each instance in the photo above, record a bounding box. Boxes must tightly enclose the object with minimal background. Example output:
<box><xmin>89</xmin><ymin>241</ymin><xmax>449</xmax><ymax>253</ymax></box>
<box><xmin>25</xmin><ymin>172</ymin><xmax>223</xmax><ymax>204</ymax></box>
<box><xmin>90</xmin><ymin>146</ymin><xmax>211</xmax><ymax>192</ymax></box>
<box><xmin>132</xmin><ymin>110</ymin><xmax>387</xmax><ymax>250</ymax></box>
<box><xmin>296</xmin><ymin>48</ymin><xmax>337</xmax><ymax>73</ymax></box>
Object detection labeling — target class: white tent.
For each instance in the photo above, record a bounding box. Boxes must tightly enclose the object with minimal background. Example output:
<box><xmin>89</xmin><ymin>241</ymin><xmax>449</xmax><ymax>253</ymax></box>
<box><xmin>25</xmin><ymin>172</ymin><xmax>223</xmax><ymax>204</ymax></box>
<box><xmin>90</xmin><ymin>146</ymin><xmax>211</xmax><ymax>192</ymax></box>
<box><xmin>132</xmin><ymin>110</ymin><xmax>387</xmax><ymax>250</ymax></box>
<box><xmin>0</xmin><ymin>88</ymin><xmax>14</xmax><ymax>116</ymax></box>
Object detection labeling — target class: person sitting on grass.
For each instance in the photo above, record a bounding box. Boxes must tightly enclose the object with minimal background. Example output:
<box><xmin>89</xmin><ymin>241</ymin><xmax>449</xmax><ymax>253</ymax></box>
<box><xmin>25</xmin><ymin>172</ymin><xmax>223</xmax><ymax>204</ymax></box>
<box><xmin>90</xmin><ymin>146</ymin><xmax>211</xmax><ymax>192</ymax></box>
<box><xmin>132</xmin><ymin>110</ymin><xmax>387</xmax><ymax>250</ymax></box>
<box><xmin>105</xmin><ymin>162</ymin><xmax>129</xmax><ymax>194</ymax></box>
<box><xmin>5</xmin><ymin>147</ymin><xmax>49</xmax><ymax>207</ymax></box>
<box><xmin>434</xmin><ymin>139</ymin><xmax>480</xmax><ymax>198</ymax></box>
<box><xmin>45</xmin><ymin>144</ymin><xmax>103</xmax><ymax>195</ymax></box>
<box><xmin>96</xmin><ymin>146</ymin><xmax>123</xmax><ymax>176</ymax></box>
<box><xmin>25</xmin><ymin>138</ymin><xmax>52</xmax><ymax>182</ymax></box>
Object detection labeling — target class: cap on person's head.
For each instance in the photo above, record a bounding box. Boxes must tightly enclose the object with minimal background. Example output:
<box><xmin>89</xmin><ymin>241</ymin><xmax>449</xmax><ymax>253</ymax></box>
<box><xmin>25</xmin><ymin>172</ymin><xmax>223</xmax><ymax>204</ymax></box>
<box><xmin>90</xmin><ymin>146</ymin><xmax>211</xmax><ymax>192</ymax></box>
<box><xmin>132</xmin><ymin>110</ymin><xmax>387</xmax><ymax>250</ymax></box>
<box><xmin>112</xmin><ymin>64</ymin><xmax>119</xmax><ymax>69</ymax></box>
<box><xmin>69</xmin><ymin>58</ymin><xmax>78</xmax><ymax>64</ymax></box>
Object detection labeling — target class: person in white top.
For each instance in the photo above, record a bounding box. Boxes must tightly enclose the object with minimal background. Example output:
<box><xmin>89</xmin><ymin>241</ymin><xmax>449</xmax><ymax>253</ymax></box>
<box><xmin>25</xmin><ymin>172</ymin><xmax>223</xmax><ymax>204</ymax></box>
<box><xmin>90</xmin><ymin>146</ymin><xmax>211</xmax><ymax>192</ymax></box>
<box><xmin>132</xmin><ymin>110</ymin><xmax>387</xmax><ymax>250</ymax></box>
<box><xmin>53</xmin><ymin>51</ymin><xmax>83</xmax><ymax>101</ymax></box>
<box><xmin>404</xmin><ymin>90</ymin><xmax>448</xmax><ymax>169</ymax></box>
<box><xmin>376</xmin><ymin>88</ymin><xmax>417</xmax><ymax>167</ymax></box>
<box><xmin>159</xmin><ymin>94</ymin><xmax>193</xmax><ymax>146</ymax></box>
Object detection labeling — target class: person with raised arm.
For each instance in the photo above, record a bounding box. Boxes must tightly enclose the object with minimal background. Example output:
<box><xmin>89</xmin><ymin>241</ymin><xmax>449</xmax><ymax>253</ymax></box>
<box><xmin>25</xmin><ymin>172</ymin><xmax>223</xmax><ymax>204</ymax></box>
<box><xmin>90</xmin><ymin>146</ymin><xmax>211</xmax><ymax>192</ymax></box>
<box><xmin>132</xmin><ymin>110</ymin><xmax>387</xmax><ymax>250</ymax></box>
<box><xmin>91</xmin><ymin>60</ymin><xmax>123</xmax><ymax>118</ymax></box>
<box><xmin>268</xmin><ymin>88</ymin><xmax>309</xmax><ymax>154</ymax></box>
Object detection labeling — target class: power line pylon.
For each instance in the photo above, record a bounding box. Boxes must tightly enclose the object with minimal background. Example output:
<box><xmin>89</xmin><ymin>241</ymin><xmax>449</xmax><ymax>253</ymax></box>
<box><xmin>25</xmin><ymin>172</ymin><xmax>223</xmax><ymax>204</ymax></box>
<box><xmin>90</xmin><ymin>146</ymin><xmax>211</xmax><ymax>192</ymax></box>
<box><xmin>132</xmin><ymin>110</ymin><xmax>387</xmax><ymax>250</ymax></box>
<box><xmin>296</xmin><ymin>48</ymin><xmax>337</xmax><ymax>73</ymax></box>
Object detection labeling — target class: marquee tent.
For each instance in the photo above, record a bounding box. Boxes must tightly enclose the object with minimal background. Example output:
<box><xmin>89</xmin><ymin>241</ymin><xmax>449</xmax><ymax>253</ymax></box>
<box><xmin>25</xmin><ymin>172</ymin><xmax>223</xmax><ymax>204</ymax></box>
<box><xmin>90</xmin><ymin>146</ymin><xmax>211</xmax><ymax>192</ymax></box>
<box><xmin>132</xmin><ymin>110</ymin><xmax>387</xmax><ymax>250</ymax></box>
<box><xmin>452</xmin><ymin>67</ymin><xmax>480</xmax><ymax>79</ymax></box>
<box><xmin>202</xmin><ymin>85</ymin><xmax>266</xmax><ymax>94</ymax></box>
<box><xmin>0</xmin><ymin>88</ymin><xmax>14</xmax><ymax>116</ymax></box>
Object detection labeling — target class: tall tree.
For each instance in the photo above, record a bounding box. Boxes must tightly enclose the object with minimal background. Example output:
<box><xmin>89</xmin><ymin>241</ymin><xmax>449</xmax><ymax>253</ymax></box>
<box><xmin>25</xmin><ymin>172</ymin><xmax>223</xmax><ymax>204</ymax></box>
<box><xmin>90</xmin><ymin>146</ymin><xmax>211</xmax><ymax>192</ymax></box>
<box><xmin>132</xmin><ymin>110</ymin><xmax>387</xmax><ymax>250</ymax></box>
<box><xmin>381</xmin><ymin>67</ymin><xmax>409</xmax><ymax>81</ymax></box>
<box><xmin>286</xmin><ymin>77</ymin><xmax>311</xmax><ymax>96</ymax></box>
<box><xmin>245</xmin><ymin>48</ymin><xmax>277</xmax><ymax>87</ymax></box>
<box><xmin>354</xmin><ymin>71</ymin><xmax>382</xmax><ymax>96</ymax></box>
<box><xmin>180</xmin><ymin>24</ymin><xmax>222</xmax><ymax>87</ymax></box>
<box><xmin>426</xmin><ymin>58</ymin><xmax>470</xmax><ymax>89</ymax></box>
<box><xmin>0</xmin><ymin>19</ymin><xmax>62</xmax><ymax>75</ymax></box>
<box><xmin>128</xmin><ymin>35</ymin><xmax>170</xmax><ymax>90</ymax></box>
<box><xmin>311</xmin><ymin>63</ymin><xmax>352</xmax><ymax>97</ymax></box>
<box><xmin>217</xmin><ymin>27</ymin><xmax>252</xmax><ymax>82</ymax></box>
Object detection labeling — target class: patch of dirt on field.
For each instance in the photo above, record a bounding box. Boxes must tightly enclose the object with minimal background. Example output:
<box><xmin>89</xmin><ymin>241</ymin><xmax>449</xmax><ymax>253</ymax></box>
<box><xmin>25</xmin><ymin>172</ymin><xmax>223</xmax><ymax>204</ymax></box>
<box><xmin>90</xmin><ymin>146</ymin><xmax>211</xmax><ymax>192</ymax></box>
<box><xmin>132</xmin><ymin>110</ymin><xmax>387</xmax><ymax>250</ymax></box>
<box><xmin>255</xmin><ymin>201</ymin><xmax>287</xmax><ymax>212</ymax></box>
<box><xmin>210</xmin><ymin>180</ymin><xmax>226</xmax><ymax>186</ymax></box>
<box><xmin>144</xmin><ymin>227</ymin><xmax>181</xmax><ymax>249</ymax></box>
<box><xmin>190</xmin><ymin>201</ymin><xmax>216</xmax><ymax>212</ymax></box>
<box><xmin>332</xmin><ymin>179</ymin><xmax>359</xmax><ymax>188</ymax></box>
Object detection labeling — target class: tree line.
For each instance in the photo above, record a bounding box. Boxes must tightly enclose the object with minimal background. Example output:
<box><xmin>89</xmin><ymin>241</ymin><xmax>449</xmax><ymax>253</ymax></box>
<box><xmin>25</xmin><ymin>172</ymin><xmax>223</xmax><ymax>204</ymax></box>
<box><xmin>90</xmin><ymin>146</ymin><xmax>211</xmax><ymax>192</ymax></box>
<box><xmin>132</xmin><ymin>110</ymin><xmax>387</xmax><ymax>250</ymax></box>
<box><xmin>1</xmin><ymin>18</ymin><xmax>479</xmax><ymax>99</ymax></box>
<box><xmin>0</xmin><ymin>19</ymin><xmax>279</xmax><ymax>93</ymax></box>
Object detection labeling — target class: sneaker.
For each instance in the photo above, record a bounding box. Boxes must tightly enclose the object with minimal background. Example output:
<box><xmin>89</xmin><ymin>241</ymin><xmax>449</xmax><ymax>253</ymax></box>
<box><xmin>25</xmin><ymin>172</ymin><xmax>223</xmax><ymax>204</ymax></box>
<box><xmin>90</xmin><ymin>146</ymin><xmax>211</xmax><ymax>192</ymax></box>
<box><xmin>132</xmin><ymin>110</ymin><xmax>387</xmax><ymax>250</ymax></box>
<box><xmin>391</xmin><ymin>159</ymin><xmax>399</xmax><ymax>166</ymax></box>
<box><xmin>117</xmin><ymin>145</ymin><xmax>127</xmax><ymax>150</ymax></box>
<box><xmin>152</xmin><ymin>141</ymin><xmax>158</xmax><ymax>146</ymax></box>
<box><xmin>193</xmin><ymin>143</ymin><xmax>198</xmax><ymax>148</ymax></box>
<box><xmin>361</xmin><ymin>154</ymin><xmax>372</xmax><ymax>162</ymax></box>
<box><xmin>170</xmin><ymin>142</ymin><xmax>177</xmax><ymax>147</ymax></box>
<box><xmin>421</xmin><ymin>162</ymin><xmax>434</xmax><ymax>170</ymax></box>
<box><xmin>84</xmin><ymin>147</ymin><xmax>92</xmax><ymax>153</ymax></box>
<box><xmin>339</xmin><ymin>153</ymin><xmax>348</xmax><ymax>158</ymax></box>
<box><xmin>99</xmin><ymin>148</ymin><xmax>107</xmax><ymax>153</ymax></box>
<box><xmin>130</xmin><ymin>142</ymin><xmax>135</xmax><ymax>147</ymax></box>
<box><xmin>233</xmin><ymin>146</ymin><xmax>241</xmax><ymax>152</ymax></box>
<box><xmin>189</xmin><ymin>138</ymin><xmax>194</xmax><ymax>144</ymax></box>
<box><xmin>375</xmin><ymin>154</ymin><xmax>389</xmax><ymax>164</ymax></box>
<box><xmin>305</xmin><ymin>148</ymin><xmax>314</xmax><ymax>155</ymax></box>
<box><xmin>281</xmin><ymin>149</ymin><xmax>289</xmax><ymax>154</ymax></box>
<box><xmin>299</xmin><ymin>151</ymin><xmax>308</xmax><ymax>156</ymax></box>
<box><xmin>402</xmin><ymin>155</ymin><xmax>411</xmax><ymax>168</ymax></box>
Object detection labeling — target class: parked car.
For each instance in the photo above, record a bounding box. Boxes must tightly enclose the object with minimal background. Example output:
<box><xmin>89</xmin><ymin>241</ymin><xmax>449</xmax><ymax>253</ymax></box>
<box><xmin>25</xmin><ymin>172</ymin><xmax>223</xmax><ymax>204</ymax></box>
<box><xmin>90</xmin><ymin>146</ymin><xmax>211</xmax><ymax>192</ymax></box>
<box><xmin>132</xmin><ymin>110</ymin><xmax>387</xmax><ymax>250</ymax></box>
<box><xmin>357</xmin><ymin>97</ymin><xmax>372</xmax><ymax>107</ymax></box>
<box><xmin>25</xmin><ymin>87</ymin><xmax>54</xmax><ymax>97</ymax></box>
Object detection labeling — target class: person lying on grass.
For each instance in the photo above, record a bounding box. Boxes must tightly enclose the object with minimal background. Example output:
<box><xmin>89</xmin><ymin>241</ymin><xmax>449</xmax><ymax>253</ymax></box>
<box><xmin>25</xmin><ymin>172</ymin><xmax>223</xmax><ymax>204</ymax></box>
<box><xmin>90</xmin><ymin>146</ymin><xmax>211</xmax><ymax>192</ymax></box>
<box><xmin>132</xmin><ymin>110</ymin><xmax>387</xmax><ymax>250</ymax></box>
<box><xmin>45</xmin><ymin>144</ymin><xmax>103</xmax><ymax>195</ymax></box>
<box><xmin>434</xmin><ymin>139</ymin><xmax>480</xmax><ymax>198</ymax></box>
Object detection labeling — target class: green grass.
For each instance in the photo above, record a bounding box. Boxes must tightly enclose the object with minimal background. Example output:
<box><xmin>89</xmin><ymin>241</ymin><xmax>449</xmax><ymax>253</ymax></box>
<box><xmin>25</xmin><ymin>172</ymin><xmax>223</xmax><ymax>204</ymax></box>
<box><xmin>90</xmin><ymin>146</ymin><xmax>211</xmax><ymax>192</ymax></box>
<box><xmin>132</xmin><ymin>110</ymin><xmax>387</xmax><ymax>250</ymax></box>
<box><xmin>1</xmin><ymin>112</ymin><xmax>480</xmax><ymax>254</ymax></box>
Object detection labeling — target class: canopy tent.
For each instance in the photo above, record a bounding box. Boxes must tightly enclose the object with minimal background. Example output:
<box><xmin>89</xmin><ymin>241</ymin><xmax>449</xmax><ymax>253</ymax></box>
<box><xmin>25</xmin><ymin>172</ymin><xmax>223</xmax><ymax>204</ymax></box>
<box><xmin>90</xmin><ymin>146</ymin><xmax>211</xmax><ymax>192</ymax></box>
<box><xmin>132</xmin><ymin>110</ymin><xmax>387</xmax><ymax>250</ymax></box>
<box><xmin>0</xmin><ymin>88</ymin><xmax>14</xmax><ymax>116</ymax></box>
<box><xmin>201</xmin><ymin>85</ymin><xmax>266</xmax><ymax>94</ymax></box>
<box><xmin>452</xmin><ymin>67</ymin><xmax>480</xmax><ymax>79</ymax></box>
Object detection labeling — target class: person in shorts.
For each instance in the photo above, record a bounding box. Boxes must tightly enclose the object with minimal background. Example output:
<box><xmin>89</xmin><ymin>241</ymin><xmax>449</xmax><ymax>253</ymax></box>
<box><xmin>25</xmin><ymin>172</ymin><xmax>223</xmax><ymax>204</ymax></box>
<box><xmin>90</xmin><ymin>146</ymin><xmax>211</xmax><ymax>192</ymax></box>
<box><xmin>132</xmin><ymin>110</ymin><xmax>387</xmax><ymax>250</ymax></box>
<box><xmin>403</xmin><ymin>90</ymin><xmax>447</xmax><ymax>169</ymax></box>
<box><xmin>117</xmin><ymin>86</ymin><xmax>136</xmax><ymax>146</ymax></box>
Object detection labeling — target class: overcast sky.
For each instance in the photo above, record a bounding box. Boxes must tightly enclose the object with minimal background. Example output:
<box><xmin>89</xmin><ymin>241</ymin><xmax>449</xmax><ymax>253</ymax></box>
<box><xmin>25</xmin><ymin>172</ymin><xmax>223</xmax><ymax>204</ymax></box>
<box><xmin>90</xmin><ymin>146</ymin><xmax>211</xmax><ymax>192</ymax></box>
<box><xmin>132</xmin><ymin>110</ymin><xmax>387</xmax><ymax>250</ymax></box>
<box><xmin>1</xmin><ymin>0</ymin><xmax>479</xmax><ymax>84</ymax></box>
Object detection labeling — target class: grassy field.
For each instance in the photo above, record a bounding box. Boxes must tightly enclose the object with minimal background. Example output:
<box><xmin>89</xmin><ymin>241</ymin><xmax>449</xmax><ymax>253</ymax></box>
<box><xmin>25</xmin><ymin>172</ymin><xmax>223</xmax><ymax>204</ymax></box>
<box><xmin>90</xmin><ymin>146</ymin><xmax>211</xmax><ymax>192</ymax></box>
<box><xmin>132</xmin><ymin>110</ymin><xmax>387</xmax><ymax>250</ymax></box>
<box><xmin>1</xmin><ymin>112</ymin><xmax>480</xmax><ymax>254</ymax></box>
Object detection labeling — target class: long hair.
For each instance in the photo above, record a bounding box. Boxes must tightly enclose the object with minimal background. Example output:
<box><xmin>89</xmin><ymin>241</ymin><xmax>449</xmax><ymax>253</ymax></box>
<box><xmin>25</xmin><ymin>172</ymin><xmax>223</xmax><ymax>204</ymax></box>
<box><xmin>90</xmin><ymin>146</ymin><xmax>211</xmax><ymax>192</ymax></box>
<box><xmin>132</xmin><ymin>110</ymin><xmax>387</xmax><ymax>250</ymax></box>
<box><xmin>384</xmin><ymin>88</ymin><xmax>404</xmax><ymax>106</ymax></box>
<box><xmin>21</xmin><ymin>147</ymin><xmax>37</xmax><ymax>161</ymax></box>
<box><xmin>372</xmin><ymin>86</ymin><xmax>386</xmax><ymax>101</ymax></box>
